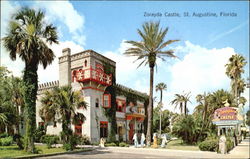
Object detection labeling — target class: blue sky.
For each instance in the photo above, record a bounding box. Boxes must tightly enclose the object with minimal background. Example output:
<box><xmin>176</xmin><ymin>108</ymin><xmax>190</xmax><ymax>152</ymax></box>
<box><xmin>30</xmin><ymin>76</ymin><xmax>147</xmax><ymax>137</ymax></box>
<box><xmin>1</xmin><ymin>1</ymin><xmax>249</xmax><ymax>113</ymax></box>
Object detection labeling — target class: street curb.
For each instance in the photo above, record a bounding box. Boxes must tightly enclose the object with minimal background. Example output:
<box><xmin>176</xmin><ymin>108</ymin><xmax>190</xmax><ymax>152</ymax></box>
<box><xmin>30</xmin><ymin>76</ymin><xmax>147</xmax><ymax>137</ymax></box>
<box><xmin>12</xmin><ymin>148</ymin><xmax>94</xmax><ymax>159</ymax></box>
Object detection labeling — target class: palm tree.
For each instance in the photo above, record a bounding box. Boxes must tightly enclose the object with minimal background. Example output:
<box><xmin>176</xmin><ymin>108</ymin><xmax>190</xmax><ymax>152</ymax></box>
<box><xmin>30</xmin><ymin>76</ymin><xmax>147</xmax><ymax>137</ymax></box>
<box><xmin>170</xmin><ymin>92</ymin><xmax>190</xmax><ymax>116</ymax></box>
<box><xmin>170</xmin><ymin>94</ymin><xmax>184</xmax><ymax>115</ymax></box>
<box><xmin>124</xmin><ymin>21</ymin><xmax>179</xmax><ymax>145</ymax></box>
<box><xmin>155</xmin><ymin>82</ymin><xmax>167</xmax><ymax>135</ymax></box>
<box><xmin>225</xmin><ymin>54</ymin><xmax>246</xmax><ymax>103</ymax></box>
<box><xmin>195</xmin><ymin>93</ymin><xmax>208</xmax><ymax>121</ymax></box>
<box><xmin>234</xmin><ymin>78</ymin><xmax>246</xmax><ymax>98</ymax></box>
<box><xmin>40</xmin><ymin>86</ymin><xmax>87</xmax><ymax>146</ymax></box>
<box><xmin>156</xmin><ymin>83</ymin><xmax>167</xmax><ymax>104</ymax></box>
<box><xmin>2</xmin><ymin>7</ymin><xmax>58</xmax><ymax>152</ymax></box>
<box><xmin>183</xmin><ymin>92</ymin><xmax>191</xmax><ymax>116</ymax></box>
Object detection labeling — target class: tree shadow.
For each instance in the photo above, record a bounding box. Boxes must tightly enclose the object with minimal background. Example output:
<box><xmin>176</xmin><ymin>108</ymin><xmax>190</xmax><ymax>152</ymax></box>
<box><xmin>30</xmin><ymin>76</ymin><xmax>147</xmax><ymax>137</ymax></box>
<box><xmin>73</xmin><ymin>148</ymin><xmax>111</xmax><ymax>156</ymax></box>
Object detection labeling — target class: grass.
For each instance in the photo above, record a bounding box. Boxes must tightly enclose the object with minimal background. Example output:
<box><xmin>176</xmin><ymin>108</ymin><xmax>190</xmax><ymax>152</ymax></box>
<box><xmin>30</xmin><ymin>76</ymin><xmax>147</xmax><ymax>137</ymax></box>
<box><xmin>165</xmin><ymin>139</ymin><xmax>199</xmax><ymax>151</ymax></box>
<box><xmin>0</xmin><ymin>144</ymin><xmax>86</xmax><ymax>158</ymax></box>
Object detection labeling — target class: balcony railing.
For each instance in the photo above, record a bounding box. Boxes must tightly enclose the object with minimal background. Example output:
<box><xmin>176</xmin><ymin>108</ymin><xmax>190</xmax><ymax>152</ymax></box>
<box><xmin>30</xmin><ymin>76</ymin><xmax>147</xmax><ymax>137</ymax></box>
<box><xmin>72</xmin><ymin>67</ymin><xmax>112</xmax><ymax>86</ymax></box>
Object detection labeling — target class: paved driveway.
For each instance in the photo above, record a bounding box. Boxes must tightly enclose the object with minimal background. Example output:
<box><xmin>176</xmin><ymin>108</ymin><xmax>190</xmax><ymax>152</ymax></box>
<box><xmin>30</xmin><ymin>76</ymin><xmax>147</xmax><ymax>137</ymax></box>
<box><xmin>38</xmin><ymin>137</ymin><xmax>249</xmax><ymax>159</ymax></box>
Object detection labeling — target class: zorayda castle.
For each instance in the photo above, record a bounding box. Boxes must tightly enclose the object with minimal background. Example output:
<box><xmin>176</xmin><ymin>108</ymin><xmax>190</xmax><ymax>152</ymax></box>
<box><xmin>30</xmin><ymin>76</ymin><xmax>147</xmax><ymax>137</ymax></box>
<box><xmin>35</xmin><ymin>48</ymin><xmax>149</xmax><ymax>143</ymax></box>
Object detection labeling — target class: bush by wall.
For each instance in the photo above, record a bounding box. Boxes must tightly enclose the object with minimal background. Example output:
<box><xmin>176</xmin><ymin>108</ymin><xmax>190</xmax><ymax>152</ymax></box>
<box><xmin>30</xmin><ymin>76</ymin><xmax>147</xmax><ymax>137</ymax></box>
<box><xmin>0</xmin><ymin>132</ymin><xmax>9</xmax><ymax>138</ymax></box>
<box><xmin>0</xmin><ymin>136</ymin><xmax>13</xmax><ymax>146</ymax></box>
<box><xmin>119</xmin><ymin>142</ymin><xmax>129</xmax><ymax>147</ymax></box>
<box><xmin>63</xmin><ymin>134</ymin><xmax>79</xmax><ymax>151</ymax></box>
<box><xmin>226</xmin><ymin>137</ymin><xmax>234</xmax><ymax>152</ymax></box>
<box><xmin>105</xmin><ymin>142</ymin><xmax>117</xmax><ymax>147</ymax></box>
<box><xmin>34</xmin><ymin>126</ymin><xmax>46</xmax><ymax>142</ymax></box>
<box><xmin>41</xmin><ymin>135</ymin><xmax>59</xmax><ymax>148</ymax></box>
<box><xmin>199</xmin><ymin>139</ymin><xmax>218</xmax><ymax>152</ymax></box>
<box><xmin>77</xmin><ymin>135</ymin><xmax>91</xmax><ymax>145</ymax></box>
<box><xmin>13</xmin><ymin>134</ymin><xmax>24</xmax><ymax>149</ymax></box>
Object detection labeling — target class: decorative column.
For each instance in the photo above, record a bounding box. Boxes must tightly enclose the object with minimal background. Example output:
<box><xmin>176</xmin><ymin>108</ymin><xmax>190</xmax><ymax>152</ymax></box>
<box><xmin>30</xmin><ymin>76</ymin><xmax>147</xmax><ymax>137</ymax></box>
<box><xmin>218</xmin><ymin>127</ymin><xmax>221</xmax><ymax>136</ymax></box>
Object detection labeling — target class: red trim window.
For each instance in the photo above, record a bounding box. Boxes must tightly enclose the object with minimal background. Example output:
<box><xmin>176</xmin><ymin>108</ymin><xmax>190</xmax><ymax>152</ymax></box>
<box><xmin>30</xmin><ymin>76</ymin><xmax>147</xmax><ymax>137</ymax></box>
<box><xmin>100</xmin><ymin>121</ymin><xmax>108</xmax><ymax>138</ymax></box>
<box><xmin>103</xmin><ymin>94</ymin><xmax>111</xmax><ymax>108</ymax></box>
<box><xmin>72</xmin><ymin>70</ymin><xmax>77</xmax><ymax>82</ymax></box>
<box><xmin>116</xmin><ymin>99</ymin><xmax>126</xmax><ymax>112</ymax></box>
<box><xmin>75</xmin><ymin>121</ymin><xmax>83</xmax><ymax>136</ymax></box>
<box><xmin>38</xmin><ymin>122</ymin><xmax>44</xmax><ymax>128</ymax></box>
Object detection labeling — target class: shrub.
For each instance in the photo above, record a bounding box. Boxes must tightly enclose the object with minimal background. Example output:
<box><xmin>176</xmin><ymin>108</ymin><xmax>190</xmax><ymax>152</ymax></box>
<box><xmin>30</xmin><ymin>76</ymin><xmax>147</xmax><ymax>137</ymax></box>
<box><xmin>226</xmin><ymin>137</ymin><xmax>234</xmax><ymax>152</ymax></box>
<box><xmin>69</xmin><ymin>134</ymin><xmax>78</xmax><ymax>149</ymax></box>
<box><xmin>34</xmin><ymin>126</ymin><xmax>46</xmax><ymax>142</ymax></box>
<box><xmin>63</xmin><ymin>134</ymin><xmax>79</xmax><ymax>151</ymax></box>
<box><xmin>13</xmin><ymin>134</ymin><xmax>24</xmax><ymax>149</ymax></box>
<box><xmin>0</xmin><ymin>136</ymin><xmax>13</xmax><ymax>146</ymax></box>
<box><xmin>199</xmin><ymin>139</ymin><xmax>218</xmax><ymax>152</ymax></box>
<box><xmin>92</xmin><ymin>142</ymin><xmax>99</xmax><ymax>146</ymax></box>
<box><xmin>119</xmin><ymin>142</ymin><xmax>129</xmax><ymax>147</ymax></box>
<box><xmin>0</xmin><ymin>132</ymin><xmax>9</xmax><ymax>138</ymax></box>
<box><xmin>63</xmin><ymin>143</ymin><xmax>73</xmax><ymax>151</ymax></box>
<box><xmin>41</xmin><ymin>135</ymin><xmax>59</xmax><ymax>149</ymax></box>
<box><xmin>77</xmin><ymin>135</ymin><xmax>91</xmax><ymax>145</ymax></box>
<box><xmin>105</xmin><ymin>142</ymin><xmax>117</xmax><ymax>147</ymax></box>
<box><xmin>172</xmin><ymin>115</ymin><xmax>202</xmax><ymax>144</ymax></box>
<box><xmin>157</xmin><ymin>138</ymin><xmax>162</xmax><ymax>145</ymax></box>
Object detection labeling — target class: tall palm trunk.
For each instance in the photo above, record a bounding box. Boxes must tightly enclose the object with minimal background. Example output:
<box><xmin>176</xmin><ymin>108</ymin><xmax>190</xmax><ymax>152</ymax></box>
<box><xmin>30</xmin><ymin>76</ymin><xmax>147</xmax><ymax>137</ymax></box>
<box><xmin>159</xmin><ymin>90</ymin><xmax>162</xmax><ymax>135</ymax></box>
<box><xmin>23</xmin><ymin>63</ymin><xmax>38</xmax><ymax>153</ymax></box>
<box><xmin>234</xmin><ymin>79</ymin><xmax>238</xmax><ymax>105</ymax></box>
<box><xmin>184</xmin><ymin>102</ymin><xmax>187</xmax><ymax>116</ymax></box>
<box><xmin>180</xmin><ymin>103</ymin><xmax>183</xmax><ymax>115</ymax></box>
<box><xmin>146</xmin><ymin>66</ymin><xmax>154</xmax><ymax>146</ymax></box>
<box><xmin>198</xmin><ymin>99</ymin><xmax>207</xmax><ymax>141</ymax></box>
<box><xmin>15</xmin><ymin>105</ymin><xmax>20</xmax><ymax>135</ymax></box>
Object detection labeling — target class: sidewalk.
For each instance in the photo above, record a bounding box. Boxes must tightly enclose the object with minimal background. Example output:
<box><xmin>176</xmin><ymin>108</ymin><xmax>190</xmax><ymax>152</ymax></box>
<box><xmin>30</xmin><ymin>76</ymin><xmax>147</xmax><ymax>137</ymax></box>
<box><xmin>102</xmin><ymin>138</ymin><xmax>249</xmax><ymax>158</ymax></box>
<box><xmin>226</xmin><ymin>137</ymin><xmax>250</xmax><ymax>158</ymax></box>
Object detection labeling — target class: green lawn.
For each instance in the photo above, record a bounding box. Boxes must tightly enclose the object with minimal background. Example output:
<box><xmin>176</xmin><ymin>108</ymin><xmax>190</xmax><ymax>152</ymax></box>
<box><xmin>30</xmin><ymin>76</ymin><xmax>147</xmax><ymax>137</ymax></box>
<box><xmin>0</xmin><ymin>145</ymin><xmax>84</xmax><ymax>158</ymax></box>
<box><xmin>165</xmin><ymin>139</ymin><xmax>200</xmax><ymax>151</ymax></box>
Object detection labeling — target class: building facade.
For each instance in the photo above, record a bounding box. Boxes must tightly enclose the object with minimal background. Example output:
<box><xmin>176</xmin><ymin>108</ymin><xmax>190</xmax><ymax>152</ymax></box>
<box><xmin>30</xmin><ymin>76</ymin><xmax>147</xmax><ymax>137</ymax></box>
<box><xmin>36</xmin><ymin>48</ymin><xmax>148</xmax><ymax>143</ymax></box>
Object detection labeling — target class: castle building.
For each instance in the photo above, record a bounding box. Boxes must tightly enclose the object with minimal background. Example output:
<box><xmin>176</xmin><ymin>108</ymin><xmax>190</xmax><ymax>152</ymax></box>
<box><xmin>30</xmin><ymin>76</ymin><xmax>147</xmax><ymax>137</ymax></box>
<box><xmin>36</xmin><ymin>48</ymin><xmax>148</xmax><ymax>143</ymax></box>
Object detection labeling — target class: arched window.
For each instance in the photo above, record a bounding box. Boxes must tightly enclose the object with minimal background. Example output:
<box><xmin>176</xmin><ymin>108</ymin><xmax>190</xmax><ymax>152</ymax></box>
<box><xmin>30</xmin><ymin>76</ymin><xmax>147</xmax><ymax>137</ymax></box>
<box><xmin>84</xmin><ymin>60</ymin><xmax>87</xmax><ymax>67</ymax></box>
<box><xmin>96</xmin><ymin>98</ymin><xmax>99</xmax><ymax>107</ymax></box>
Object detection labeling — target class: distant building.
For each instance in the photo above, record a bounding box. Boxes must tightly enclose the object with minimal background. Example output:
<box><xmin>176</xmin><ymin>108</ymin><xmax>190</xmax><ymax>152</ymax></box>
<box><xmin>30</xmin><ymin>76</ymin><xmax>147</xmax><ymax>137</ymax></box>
<box><xmin>36</xmin><ymin>48</ymin><xmax>148</xmax><ymax>143</ymax></box>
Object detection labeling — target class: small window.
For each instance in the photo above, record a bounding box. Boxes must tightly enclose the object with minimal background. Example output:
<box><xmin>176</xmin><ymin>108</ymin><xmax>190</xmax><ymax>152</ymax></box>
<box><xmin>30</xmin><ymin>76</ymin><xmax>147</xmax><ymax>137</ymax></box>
<box><xmin>84</xmin><ymin>60</ymin><xmax>87</xmax><ymax>67</ymax></box>
<box><xmin>96</xmin><ymin>98</ymin><xmax>99</xmax><ymax>108</ymax></box>
<box><xmin>116</xmin><ymin>100</ymin><xmax>123</xmax><ymax>112</ymax></box>
<box><xmin>103</xmin><ymin>94</ymin><xmax>111</xmax><ymax>108</ymax></box>
<box><xmin>75</xmin><ymin>122</ymin><xmax>83</xmax><ymax>136</ymax></box>
<box><xmin>39</xmin><ymin>122</ymin><xmax>44</xmax><ymax>126</ymax></box>
<box><xmin>100</xmin><ymin>121</ymin><xmax>108</xmax><ymax>138</ymax></box>
<box><xmin>53</xmin><ymin>121</ymin><xmax>57</xmax><ymax>127</ymax></box>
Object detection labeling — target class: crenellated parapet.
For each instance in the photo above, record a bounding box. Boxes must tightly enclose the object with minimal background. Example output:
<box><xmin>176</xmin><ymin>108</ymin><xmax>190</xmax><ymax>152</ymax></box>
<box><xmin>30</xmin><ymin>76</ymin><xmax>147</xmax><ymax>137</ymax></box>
<box><xmin>59</xmin><ymin>49</ymin><xmax>116</xmax><ymax>66</ymax></box>
<box><xmin>115</xmin><ymin>83</ymin><xmax>149</xmax><ymax>99</ymax></box>
<box><xmin>37</xmin><ymin>80</ymin><xmax>59</xmax><ymax>94</ymax></box>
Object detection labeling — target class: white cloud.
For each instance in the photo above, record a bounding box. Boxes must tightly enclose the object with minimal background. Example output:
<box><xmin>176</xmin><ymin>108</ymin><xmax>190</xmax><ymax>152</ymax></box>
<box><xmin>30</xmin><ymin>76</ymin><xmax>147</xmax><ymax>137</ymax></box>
<box><xmin>0</xmin><ymin>1</ymin><xmax>85</xmax><ymax>81</ymax></box>
<box><xmin>165</xmin><ymin>41</ymin><xmax>237</xmax><ymax>113</ymax></box>
<box><xmin>34</xmin><ymin>1</ymin><xmax>86</xmax><ymax>46</ymax></box>
<box><xmin>1</xmin><ymin>1</ymin><xmax>23</xmax><ymax>76</ymax></box>
<box><xmin>38</xmin><ymin>41</ymin><xmax>84</xmax><ymax>83</ymax></box>
<box><xmin>0</xmin><ymin>1</ymin><xmax>20</xmax><ymax>37</ymax></box>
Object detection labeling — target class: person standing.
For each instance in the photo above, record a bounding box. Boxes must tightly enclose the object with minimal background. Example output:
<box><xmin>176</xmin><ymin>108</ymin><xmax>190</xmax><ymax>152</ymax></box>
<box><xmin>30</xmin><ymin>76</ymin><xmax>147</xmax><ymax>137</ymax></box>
<box><xmin>133</xmin><ymin>133</ymin><xmax>138</xmax><ymax>148</ymax></box>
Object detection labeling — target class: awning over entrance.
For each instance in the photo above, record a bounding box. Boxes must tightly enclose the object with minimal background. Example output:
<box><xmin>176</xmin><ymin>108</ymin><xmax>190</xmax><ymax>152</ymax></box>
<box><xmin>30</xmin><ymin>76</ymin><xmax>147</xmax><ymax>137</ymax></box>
<box><xmin>126</xmin><ymin>113</ymin><xmax>145</xmax><ymax>121</ymax></box>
